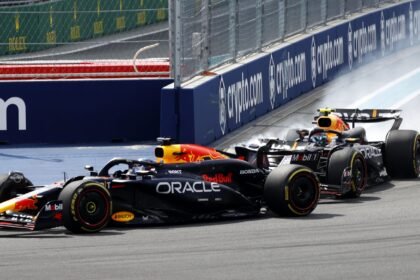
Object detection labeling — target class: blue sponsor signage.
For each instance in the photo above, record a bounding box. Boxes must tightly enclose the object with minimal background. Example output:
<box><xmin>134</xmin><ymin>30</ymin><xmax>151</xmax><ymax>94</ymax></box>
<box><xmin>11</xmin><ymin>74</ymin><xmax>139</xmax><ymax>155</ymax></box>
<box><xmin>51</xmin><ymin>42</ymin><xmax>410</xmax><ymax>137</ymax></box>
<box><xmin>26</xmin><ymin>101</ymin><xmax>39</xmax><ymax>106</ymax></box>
<box><xmin>0</xmin><ymin>79</ymin><xmax>172</xmax><ymax>144</ymax></box>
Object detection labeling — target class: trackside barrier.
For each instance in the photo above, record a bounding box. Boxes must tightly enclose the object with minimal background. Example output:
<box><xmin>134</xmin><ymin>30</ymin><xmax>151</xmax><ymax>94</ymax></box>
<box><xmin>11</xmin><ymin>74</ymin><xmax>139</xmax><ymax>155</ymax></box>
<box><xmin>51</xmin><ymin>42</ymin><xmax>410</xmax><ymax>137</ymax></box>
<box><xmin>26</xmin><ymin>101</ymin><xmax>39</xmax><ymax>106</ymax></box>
<box><xmin>0</xmin><ymin>78</ymin><xmax>172</xmax><ymax>144</ymax></box>
<box><xmin>0</xmin><ymin>60</ymin><xmax>170</xmax><ymax>80</ymax></box>
<box><xmin>161</xmin><ymin>0</ymin><xmax>420</xmax><ymax>145</ymax></box>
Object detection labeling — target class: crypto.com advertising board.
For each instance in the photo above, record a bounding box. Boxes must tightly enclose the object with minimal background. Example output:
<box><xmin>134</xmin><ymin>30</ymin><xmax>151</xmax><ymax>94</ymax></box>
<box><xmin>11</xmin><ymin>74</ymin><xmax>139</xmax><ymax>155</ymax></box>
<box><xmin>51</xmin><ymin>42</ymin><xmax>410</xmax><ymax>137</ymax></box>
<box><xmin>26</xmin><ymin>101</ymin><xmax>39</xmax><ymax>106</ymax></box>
<box><xmin>161</xmin><ymin>0</ymin><xmax>420</xmax><ymax>145</ymax></box>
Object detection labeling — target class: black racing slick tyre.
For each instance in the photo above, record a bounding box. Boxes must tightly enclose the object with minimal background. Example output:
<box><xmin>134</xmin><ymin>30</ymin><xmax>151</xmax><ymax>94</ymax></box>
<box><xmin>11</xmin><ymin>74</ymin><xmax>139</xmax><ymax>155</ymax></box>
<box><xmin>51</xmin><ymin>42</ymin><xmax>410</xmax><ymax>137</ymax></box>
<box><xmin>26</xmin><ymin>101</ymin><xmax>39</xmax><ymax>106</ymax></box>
<box><xmin>0</xmin><ymin>172</ymin><xmax>33</xmax><ymax>202</ymax></box>
<box><xmin>328</xmin><ymin>148</ymin><xmax>367</xmax><ymax>198</ymax></box>
<box><xmin>385</xmin><ymin>130</ymin><xmax>420</xmax><ymax>178</ymax></box>
<box><xmin>264</xmin><ymin>164</ymin><xmax>320</xmax><ymax>216</ymax></box>
<box><xmin>59</xmin><ymin>180</ymin><xmax>112</xmax><ymax>234</ymax></box>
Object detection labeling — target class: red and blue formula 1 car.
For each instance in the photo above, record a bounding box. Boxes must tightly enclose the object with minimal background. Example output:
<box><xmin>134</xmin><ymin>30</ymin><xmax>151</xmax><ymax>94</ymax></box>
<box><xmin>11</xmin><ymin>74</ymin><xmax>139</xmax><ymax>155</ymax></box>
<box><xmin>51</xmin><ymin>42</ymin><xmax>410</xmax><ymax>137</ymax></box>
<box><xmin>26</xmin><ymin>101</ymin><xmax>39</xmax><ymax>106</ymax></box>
<box><xmin>0</xmin><ymin>139</ymin><xmax>320</xmax><ymax>233</ymax></box>
<box><xmin>231</xmin><ymin>108</ymin><xmax>420</xmax><ymax>198</ymax></box>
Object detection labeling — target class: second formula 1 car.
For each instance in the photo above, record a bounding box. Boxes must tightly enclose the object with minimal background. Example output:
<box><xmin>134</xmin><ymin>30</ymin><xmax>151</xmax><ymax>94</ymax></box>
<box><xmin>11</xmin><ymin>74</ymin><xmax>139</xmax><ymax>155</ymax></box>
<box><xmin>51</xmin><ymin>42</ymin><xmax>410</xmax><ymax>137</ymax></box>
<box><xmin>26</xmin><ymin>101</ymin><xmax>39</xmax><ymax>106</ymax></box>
<box><xmin>231</xmin><ymin>108</ymin><xmax>420</xmax><ymax>198</ymax></box>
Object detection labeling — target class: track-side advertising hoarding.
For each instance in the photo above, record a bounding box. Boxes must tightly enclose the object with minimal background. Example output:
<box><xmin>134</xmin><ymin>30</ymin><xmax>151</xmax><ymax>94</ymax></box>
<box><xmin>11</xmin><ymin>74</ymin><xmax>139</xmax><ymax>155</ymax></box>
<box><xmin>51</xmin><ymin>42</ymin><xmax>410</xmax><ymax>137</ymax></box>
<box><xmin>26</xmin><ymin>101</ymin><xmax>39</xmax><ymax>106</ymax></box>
<box><xmin>161</xmin><ymin>1</ymin><xmax>420</xmax><ymax>145</ymax></box>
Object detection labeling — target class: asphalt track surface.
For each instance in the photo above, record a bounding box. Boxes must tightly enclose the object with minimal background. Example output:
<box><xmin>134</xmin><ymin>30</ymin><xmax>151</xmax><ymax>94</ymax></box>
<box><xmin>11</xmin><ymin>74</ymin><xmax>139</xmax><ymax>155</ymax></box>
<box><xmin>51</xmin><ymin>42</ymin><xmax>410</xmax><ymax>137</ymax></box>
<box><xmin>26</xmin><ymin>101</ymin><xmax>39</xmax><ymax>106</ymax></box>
<box><xmin>1</xmin><ymin>46</ymin><xmax>420</xmax><ymax>280</ymax></box>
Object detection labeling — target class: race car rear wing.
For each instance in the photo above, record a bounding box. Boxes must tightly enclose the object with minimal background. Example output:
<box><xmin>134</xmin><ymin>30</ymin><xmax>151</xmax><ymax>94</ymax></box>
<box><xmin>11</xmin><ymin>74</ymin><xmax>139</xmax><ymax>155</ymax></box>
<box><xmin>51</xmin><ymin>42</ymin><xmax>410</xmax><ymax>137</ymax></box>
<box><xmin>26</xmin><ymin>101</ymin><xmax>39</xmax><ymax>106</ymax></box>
<box><xmin>316</xmin><ymin>108</ymin><xmax>402</xmax><ymax>130</ymax></box>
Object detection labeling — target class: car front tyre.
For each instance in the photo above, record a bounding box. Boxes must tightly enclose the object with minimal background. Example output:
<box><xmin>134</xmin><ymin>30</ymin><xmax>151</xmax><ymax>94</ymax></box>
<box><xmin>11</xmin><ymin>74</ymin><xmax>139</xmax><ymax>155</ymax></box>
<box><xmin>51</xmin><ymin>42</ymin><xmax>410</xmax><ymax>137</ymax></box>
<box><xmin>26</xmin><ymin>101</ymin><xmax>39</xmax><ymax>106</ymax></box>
<box><xmin>59</xmin><ymin>180</ymin><xmax>112</xmax><ymax>233</ymax></box>
<box><xmin>385</xmin><ymin>130</ymin><xmax>420</xmax><ymax>178</ymax></box>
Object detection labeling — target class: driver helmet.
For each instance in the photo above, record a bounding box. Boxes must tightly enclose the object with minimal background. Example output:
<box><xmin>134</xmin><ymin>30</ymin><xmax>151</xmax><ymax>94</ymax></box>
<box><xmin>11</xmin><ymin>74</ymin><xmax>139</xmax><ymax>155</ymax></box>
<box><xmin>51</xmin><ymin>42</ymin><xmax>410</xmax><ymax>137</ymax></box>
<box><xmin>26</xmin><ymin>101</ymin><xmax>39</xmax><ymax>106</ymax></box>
<box><xmin>315</xmin><ymin>112</ymin><xmax>349</xmax><ymax>144</ymax></box>
<box><xmin>311</xmin><ymin>133</ymin><xmax>328</xmax><ymax>146</ymax></box>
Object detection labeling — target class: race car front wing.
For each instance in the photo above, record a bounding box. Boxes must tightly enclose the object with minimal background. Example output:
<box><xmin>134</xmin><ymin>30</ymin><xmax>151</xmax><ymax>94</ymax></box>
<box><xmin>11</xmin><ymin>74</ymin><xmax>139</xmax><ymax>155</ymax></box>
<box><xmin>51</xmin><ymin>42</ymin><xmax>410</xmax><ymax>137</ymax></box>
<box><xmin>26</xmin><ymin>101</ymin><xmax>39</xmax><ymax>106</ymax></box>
<box><xmin>0</xmin><ymin>200</ymin><xmax>63</xmax><ymax>231</ymax></box>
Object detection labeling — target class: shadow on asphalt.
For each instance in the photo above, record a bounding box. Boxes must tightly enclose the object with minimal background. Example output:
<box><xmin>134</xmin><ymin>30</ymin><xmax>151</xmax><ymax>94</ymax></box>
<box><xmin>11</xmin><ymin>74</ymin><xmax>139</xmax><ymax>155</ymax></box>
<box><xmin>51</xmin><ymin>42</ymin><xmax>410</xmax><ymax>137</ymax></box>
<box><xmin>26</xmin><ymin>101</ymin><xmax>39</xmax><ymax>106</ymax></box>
<box><xmin>319</xmin><ymin>195</ymin><xmax>381</xmax><ymax>205</ymax></box>
<box><xmin>0</xmin><ymin>228</ymin><xmax>68</xmax><ymax>238</ymax></box>
<box><xmin>0</xmin><ymin>212</ymin><xmax>343</xmax><ymax>237</ymax></box>
<box><xmin>0</xmin><ymin>227</ymin><xmax>127</xmax><ymax>238</ymax></box>
<box><xmin>108</xmin><ymin>211</ymin><xmax>343</xmax><ymax>232</ymax></box>
<box><xmin>364</xmin><ymin>181</ymin><xmax>396</xmax><ymax>194</ymax></box>
<box><xmin>300</xmin><ymin>213</ymin><xmax>344</xmax><ymax>220</ymax></box>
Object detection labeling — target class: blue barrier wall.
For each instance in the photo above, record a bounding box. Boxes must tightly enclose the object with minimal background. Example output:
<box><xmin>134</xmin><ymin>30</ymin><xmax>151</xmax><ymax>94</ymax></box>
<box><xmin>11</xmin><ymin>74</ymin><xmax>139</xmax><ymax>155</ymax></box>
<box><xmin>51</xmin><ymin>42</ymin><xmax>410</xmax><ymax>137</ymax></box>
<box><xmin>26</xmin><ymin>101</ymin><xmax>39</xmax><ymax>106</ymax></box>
<box><xmin>0</xmin><ymin>79</ymin><xmax>172</xmax><ymax>144</ymax></box>
<box><xmin>161</xmin><ymin>0</ymin><xmax>420</xmax><ymax>145</ymax></box>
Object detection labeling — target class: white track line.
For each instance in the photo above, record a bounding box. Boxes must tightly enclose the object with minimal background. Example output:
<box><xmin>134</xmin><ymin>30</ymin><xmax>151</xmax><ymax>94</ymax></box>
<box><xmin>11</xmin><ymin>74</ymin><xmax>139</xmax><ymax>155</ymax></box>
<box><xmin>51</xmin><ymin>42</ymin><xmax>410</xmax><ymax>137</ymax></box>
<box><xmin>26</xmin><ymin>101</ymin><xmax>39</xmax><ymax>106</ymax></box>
<box><xmin>393</xmin><ymin>89</ymin><xmax>420</xmax><ymax>109</ymax></box>
<box><xmin>349</xmin><ymin>67</ymin><xmax>420</xmax><ymax>108</ymax></box>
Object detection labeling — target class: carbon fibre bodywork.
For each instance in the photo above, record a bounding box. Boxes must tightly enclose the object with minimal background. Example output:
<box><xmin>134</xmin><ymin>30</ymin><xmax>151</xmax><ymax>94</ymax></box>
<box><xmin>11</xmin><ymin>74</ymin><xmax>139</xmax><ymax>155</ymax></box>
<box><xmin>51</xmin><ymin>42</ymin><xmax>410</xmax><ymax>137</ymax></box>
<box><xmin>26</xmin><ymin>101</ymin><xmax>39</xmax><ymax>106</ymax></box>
<box><xmin>0</xmin><ymin>147</ymin><xmax>318</xmax><ymax>232</ymax></box>
<box><xmin>0</xmin><ymin>157</ymin><xmax>267</xmax><ymax>230</ymax></box>
<box><xmin>96</xmin><ymin>157</ymin><xmax>268</xmax><ymax>226</ymax></box>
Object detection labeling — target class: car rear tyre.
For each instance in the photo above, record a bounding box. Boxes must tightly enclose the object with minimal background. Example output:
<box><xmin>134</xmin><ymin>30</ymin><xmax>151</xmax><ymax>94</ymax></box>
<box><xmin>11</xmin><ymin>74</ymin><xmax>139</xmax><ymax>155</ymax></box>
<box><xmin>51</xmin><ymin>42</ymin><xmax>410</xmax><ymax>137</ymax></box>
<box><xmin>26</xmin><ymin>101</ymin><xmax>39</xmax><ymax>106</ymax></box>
<box><xmin>264</xmin><ymin>164</ymin><xmax>320</xmax><ymax>216</ymax></box>
<box><xmin>385</xmin><ymin>130</ymin><xmax>420</xmax><ymax>178</ymax></box>
<box><xmin>0</xmin><ymin>172</ymin><xmax>33</xmax><ymax>202</ymax></box>
<box><xmin>328</xmin><ymin>148</ymin><xmax>367</xmax><ymax>198</ymax></box>
<box><xmin>59</xmin><ymin>180</ymin><xmax>112</xmax><ymax>233</ymax></box>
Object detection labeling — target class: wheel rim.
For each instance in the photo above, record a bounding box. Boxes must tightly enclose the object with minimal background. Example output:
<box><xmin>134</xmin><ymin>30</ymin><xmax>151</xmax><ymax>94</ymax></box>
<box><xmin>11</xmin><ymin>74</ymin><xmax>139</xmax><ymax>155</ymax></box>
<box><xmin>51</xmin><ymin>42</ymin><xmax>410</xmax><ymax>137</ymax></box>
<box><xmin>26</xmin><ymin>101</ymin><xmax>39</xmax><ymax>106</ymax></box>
<box><xmin>76</xmin><ymin>188</ymin><xmax>110</xmax><ymax>228</ymax></box>
<box><xmin>352</xmin><ymin>157</ymin><xmax>366</xmax><ymax>192</ymax></box>
<box><xmin>290</xmin><ymin>175</ymin><xmax>318</xmax><ymax>211</ymax></box>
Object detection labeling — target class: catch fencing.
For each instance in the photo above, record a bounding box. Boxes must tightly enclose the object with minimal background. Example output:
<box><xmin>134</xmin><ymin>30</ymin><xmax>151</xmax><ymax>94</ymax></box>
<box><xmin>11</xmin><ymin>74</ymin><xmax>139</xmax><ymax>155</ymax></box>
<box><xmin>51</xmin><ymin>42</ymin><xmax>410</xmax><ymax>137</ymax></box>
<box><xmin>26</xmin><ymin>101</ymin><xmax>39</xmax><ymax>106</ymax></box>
<box><xmin>0</xmin><ymin>0</ymin><xmax>169</xmax><ymax>79</ymax></box>
<box><xmin>170</xmin><ymin>0</ymin><xmax>405</xmax><ymax>86</ymax></box>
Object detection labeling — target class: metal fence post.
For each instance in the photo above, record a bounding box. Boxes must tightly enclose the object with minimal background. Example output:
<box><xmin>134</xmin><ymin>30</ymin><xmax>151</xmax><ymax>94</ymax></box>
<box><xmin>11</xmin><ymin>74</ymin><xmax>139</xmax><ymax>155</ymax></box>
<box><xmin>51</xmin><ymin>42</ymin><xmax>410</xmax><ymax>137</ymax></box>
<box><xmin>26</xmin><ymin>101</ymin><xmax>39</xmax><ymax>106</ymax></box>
<box><xmin>302</xmin><ymin>0</ymin><xmax>308</xmax><ymax>31</ymax></box>
<box><xmin>169</xmin><ymin>0</ymin><xmax>182</xmax><ymax>88</ymax></box>
<box><xmin>201</xmin><ymin>0</ymin><xmax>210</xmax><ymax>71</ymax></box>
<box><xmin>343</xmin><ymin>0</ymin><xmax>347</xmax><ymax>18</ymax></box>
<box><xmin>279</xmin><ymin>0</ymin><xmax>285</xmax><ymax>39</ymax></box>
<box><xmin>229</xmin><ymin>0</ymin><xmax>238</xmax><ymax>61</ymax></box>
<box><xmin>321</xmin><ymin>0</ymin><xmax>327</xmax><ymax>24</ymax></box>
<box><xmin>256</xmin><ymin>0</ymin><xmax>263</xmax><ymax>50</ymax></box>
<box><xmin>168</xmin><ymin>0</ymin><xmax>182</xmax><ymax>141</ymax></box>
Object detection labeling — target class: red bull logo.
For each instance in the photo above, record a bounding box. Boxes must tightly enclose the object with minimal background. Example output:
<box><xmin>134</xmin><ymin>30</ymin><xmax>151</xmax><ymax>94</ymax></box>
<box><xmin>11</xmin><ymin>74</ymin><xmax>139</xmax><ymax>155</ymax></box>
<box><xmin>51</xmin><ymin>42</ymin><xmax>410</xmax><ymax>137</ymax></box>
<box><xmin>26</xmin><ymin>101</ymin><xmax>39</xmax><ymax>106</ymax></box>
<box><xmin>175</xmin><ymin>145</ymin><xmax>227</xmax><ymax>162</ymax></box>
<box><xmin>202</xmin><ymin>173</ymin><xmax>233</xmax><ymax>184</ymax></box>
<box><xmin>14</xmin><ymin>196</ymin><xmax>38</xmax><ymax>211</ymax></box>
<box><xmin>157</xmin><ymin>144</ymin><xmax>228</xmax><ymax>163</ymax></box>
